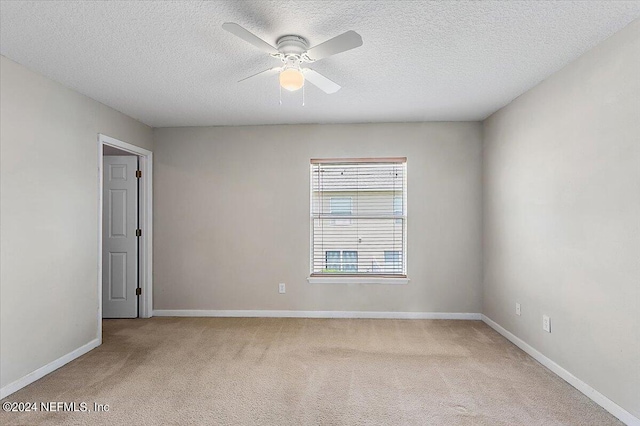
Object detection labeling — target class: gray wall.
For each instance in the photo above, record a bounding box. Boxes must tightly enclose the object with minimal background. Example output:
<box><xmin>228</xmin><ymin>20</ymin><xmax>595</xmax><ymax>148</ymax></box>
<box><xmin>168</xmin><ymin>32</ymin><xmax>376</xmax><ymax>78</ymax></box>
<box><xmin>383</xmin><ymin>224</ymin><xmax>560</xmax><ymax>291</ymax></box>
<box><xmin>0</xmin><ymin>55</ymin><xmax>153</xmax><ymax>389</ymax></box>
<box><xmin>153</xmin><ymin>123</ymin><xmax>483</xmax><ymax>313</ymax></box>
<box><xmin>482</xmin><ymin>20</ymin><xmax>640</xmax><ymax>418</ymax></box>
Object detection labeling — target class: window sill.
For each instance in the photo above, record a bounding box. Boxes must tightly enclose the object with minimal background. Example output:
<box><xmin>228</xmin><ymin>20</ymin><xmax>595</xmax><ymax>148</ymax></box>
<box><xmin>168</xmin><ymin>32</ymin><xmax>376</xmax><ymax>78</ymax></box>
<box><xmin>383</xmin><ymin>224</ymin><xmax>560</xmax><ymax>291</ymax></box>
<box><xmin>307</xmin><ymin>276</ymin><xmax>410</xmax><ymax>285</ymax></box>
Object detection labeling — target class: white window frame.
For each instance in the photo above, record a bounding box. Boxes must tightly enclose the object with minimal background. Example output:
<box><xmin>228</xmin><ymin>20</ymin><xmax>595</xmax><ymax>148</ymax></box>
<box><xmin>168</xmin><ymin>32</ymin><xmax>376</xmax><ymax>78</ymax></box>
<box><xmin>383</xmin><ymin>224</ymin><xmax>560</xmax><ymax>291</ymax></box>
<box><xmin>308</xmin><ymin>157</ymin><xmax>409</xmax><ymax>285</ymax></box>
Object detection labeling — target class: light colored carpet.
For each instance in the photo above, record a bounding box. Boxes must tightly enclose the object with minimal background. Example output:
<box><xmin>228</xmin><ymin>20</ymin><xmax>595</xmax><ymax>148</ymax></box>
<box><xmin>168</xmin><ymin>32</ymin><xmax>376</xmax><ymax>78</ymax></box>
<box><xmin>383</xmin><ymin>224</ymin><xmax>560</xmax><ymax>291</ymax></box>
<box><xmin>0</xmin><ymin>318</ymin><xmax>622</xmax><ymax>425</ymax></box>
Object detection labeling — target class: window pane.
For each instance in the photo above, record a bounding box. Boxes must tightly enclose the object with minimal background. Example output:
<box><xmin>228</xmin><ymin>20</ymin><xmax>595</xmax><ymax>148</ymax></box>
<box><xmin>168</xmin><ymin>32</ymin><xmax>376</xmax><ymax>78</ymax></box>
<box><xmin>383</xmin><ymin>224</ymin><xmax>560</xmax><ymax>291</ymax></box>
<box><xmin>384</xmin><ymin>251</ymin><xmax>402</xmax><ymax>274</ymax></box>
<box><xmin>325</xmin><ymin>251</ymin><xmax>341</xmax><ymax>272</ymax></box>
<box><xmin>330</xmin><ymin>197</ymin><xmax>352</xmax><ymax>215</ymax></box>
<box><xmin>313</xmin><ymin>218</ymin><xmax>404</xmax><ymax>274</ymax></box>
<box><xmin>393</xmin><ymin>196</ymin><xmax>403</xmax><ymax>215</ymax></box>
<box><xmin>394</xmin><ymin>196</ymin><xmax>403</xmax><ymax>224</ymax></box>
<box><xmin>342</xmin><ymin>251</ymin><xmax>358</xmax><ymax>272</ymax></box>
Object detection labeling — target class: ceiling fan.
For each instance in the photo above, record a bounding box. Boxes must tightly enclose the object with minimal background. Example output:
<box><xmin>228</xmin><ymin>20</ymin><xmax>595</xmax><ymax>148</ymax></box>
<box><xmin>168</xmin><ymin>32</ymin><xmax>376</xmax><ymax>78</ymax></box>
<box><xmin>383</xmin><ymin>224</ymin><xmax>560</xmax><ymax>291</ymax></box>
<box><xmin>222</xmin><ymin>22</ymin><xmax>363</xmax><ymax>94</ymax></box>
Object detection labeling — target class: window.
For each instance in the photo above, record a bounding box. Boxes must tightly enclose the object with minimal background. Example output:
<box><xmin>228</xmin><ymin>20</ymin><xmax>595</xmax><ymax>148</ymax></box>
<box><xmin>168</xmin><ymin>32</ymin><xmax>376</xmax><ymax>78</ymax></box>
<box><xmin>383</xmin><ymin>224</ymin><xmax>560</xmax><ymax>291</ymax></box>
<box><xmin>330</xmin><ymin>197</ymin><xmax>352</xmax><ymax>225</ymax></box>
<box><xmin>311</xmin><ymin>158</ymin><xmax>407</xmax><ymax>279</ymax></box>
<box><xmin>330</xmin><ymin>197</ymin><xmax>352</xmax><ymax>215</ymax></box>
<box><xmin>325</xmin><ymin>250</ymin><xmax>358</xmax><ymax>272</ymax></box>
<box><xmin>394</xmin><ymin>196</ymin><xmax>403</xmax><ymax>224</ymax></box>
<box><xmin>384</xmin><ymin>251</ymin><xmax>402</xmax><ymax>274</ymax></box>
<box><xmin>325</xmin><ymin>251</ymin><xmax>341</xmax><ymax>272</ymax></box>
<box><xmin>393</xmin><ymin>196</ymin><xmax>403</xmax><ymax>216</ymax></box>
<box><xmin>342</xmin><ymin>251</ymin><xmax>358</xmax><ymax>272</ymax></box>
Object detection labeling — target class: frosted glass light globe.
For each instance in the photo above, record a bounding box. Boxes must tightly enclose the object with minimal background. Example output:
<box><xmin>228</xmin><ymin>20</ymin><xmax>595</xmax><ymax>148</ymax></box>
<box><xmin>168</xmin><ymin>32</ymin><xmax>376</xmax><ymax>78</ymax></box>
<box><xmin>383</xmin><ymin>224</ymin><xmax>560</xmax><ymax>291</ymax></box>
<box><xmin>279</xmin><ymin>68</ymin><xmax>304</xmax><ymax>91</ymax></box>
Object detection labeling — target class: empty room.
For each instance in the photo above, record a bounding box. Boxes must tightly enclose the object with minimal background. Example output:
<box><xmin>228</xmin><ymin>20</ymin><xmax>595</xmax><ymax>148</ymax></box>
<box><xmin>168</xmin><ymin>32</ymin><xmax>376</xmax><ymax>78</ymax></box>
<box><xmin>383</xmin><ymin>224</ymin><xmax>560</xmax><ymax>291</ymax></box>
<box><xmin>1</xmin><ymin>1</ymin><xmax>639</xmax><ymax>425</ymax></box>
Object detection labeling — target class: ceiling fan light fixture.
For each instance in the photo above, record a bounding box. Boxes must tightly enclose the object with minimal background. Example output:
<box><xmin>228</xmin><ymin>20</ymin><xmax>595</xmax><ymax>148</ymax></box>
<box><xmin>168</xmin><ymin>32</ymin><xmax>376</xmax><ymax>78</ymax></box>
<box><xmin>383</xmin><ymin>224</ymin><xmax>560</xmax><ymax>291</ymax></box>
<box><xmin>279</xmin><ymin>68</ymin><xmax>304</xmax><ymax>91</ymax></box>
<box><xmin>223</xmin><ymin>23</ymin><xmax>362</xmax><ymax>95</ymax></box>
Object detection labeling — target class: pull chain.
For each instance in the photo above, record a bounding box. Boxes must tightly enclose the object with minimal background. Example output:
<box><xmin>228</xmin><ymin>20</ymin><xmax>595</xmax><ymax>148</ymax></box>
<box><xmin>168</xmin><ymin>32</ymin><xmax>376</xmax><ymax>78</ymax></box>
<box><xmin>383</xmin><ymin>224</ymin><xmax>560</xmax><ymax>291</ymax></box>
<box><xmin>302</xmin><ymin>83</ymin><xmax>305</xmax><ymax>107</ymax></box>
<box><xmin>279</xmin><ymin>84</ymin><xmax>282</xmax><ymax>106</ymax></box>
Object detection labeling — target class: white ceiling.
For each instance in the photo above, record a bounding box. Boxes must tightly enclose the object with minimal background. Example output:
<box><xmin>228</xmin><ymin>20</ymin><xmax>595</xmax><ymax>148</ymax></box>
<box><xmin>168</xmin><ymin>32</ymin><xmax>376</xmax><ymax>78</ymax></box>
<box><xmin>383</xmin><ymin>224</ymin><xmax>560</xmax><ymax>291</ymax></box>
<box><xmin>1</xmin><ymin>1</ymin><xmax>639</xmax><ymax>127</ymax></box>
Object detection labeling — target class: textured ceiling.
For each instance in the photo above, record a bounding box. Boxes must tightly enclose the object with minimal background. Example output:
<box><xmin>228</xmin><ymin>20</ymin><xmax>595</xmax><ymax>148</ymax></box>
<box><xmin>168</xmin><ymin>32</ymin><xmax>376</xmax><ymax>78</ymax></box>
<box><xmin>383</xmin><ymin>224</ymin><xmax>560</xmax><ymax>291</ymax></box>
<box><xmin>1</xmin><ymin>1</ymin><xmax>639</xmax><ymax>127</ymax></box>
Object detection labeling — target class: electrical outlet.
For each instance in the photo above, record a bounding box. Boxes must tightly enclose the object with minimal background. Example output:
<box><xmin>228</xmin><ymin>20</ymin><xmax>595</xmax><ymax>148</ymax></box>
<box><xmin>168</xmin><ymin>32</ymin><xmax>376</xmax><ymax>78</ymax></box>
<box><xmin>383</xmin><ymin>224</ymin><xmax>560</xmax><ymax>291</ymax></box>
<box><xmin>278</xmin><ymin>283</ymin><xmax>286</xmax><ymax>294</ymax></box>
<box><xmin>543</xmin><ymin>315</ymin><xmax>551</xmax><ymax>333</ymax></box>
<box><xmin>515</xmin><ymin>302</ymin><xmax>521</xmax><ymax>316</ymax></box>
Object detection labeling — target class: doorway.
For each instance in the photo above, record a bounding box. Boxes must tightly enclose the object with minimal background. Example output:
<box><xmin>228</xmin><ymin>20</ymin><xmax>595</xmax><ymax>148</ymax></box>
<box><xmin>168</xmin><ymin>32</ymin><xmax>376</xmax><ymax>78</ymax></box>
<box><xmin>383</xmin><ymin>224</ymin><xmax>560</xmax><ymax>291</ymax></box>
<box><xmin>98</xmin><ymin>135</ymin><xmax>152</xmax><ymax>328</ymax></box>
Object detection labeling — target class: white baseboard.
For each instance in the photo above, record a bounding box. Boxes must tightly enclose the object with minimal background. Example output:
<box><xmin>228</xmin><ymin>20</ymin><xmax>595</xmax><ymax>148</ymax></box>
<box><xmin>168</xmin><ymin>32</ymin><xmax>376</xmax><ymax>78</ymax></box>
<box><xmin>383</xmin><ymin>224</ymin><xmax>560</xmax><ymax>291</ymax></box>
<box><xmin>0</xmin><ymin>338</ymin><xmax>100</xmax><ymax>400</ymax></box>
<box><xmin>153</xmin><ymin>310</ymin><xmax>482</xmax><ymax>320</ymax></box>
<box><xmin>482</xmin><ymin>315</ymin><xmax>639</xmax><ymax>426</ymax></box>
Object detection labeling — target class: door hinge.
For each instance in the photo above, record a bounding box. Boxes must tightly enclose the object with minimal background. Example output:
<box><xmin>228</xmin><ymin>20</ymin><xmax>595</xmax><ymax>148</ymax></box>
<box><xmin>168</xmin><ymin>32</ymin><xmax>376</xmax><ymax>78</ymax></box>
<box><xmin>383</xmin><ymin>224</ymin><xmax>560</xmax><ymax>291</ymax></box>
<box><xmin>136</xmin><ymin>229</ymin><xmax>142</xmax><ymax>237</ymax></box>
<box><xmin>136</xmin><ymin>287</ymin><xmax>142</xmax><ymax>296</ymax></box>
<box><xmin>136</xmin><ymin>170</ymin><xmax>142</xmax><ymax>178</ymax></box>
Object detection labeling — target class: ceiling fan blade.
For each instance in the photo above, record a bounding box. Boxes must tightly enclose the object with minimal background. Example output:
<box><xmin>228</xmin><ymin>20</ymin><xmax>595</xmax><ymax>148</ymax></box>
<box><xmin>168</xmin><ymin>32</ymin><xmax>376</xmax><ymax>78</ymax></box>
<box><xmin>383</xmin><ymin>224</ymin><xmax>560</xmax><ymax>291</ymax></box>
<box><xmin>238</xmin><ymin>67</ymin><xmax>281</xmax><ymax>82</ymax></box>
<box><xmin>222</xmin><ymin>22</ymin><xmax>278</xmax><ymax>54</ymax></box>
<box><xmin>303</xmin><ymin>69</ymin><xmax>341</xmax><ymax>94</ymax></box>
<box><xmin>306</xmin><ymin>31</ymin><xmax>363</xmax><ymax>61</ymax></box>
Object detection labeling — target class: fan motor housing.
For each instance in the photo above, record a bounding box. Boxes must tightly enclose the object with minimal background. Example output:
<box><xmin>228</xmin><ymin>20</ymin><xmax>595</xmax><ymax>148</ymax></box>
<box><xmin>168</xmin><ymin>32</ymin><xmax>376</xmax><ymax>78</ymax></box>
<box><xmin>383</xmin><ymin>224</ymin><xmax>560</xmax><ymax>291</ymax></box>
<box><xmin>276</xmin><ymin>35</ymin><xmax>309</xmax><ymax>55</ymax></box>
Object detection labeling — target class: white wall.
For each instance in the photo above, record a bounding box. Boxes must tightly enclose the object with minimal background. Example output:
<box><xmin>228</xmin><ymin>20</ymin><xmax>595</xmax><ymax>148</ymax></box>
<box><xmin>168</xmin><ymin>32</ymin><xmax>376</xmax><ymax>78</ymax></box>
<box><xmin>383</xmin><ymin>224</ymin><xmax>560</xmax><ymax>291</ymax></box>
<box><xmin>482</xmin><ymin>19</ymin><xmax>640</xmax><ymax>418</ymax></box>
<box><xmin>153</xmin><ymin>123</ymin><xmax>483</xmax><ymax>313</ymax></box>
<box><xmin>0</xmin><ymin>55</ymin><xmax>153</xmax><ymax>390</ymax></box>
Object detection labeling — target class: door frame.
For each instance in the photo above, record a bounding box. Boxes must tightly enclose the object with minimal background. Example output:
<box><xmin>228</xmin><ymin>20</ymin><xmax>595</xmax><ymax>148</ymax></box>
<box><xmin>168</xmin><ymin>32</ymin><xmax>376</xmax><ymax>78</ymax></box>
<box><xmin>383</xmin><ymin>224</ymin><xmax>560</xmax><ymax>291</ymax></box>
<box><xmin>98</xmin><ymin>134</ymin><xmax>153</xmax><ymax>337</ymax></box>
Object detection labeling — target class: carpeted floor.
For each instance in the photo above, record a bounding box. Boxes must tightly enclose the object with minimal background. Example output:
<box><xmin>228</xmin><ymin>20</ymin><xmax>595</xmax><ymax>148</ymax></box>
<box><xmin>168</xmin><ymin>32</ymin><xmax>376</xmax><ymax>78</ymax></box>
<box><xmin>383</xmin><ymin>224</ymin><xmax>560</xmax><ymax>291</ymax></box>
<box><xmin>0</xmin><ymin>318</ymin><xmax>622</xmax><ymax>425</ymax></box>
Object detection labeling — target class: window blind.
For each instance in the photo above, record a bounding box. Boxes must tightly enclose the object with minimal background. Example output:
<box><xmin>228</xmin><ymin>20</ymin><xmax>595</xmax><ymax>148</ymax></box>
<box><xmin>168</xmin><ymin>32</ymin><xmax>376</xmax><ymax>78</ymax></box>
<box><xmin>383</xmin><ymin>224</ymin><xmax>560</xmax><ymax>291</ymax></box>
<box><xmin>310</xmin><ymin>158</ymin><xmax>407</xmax><ymax>277</ymax></box>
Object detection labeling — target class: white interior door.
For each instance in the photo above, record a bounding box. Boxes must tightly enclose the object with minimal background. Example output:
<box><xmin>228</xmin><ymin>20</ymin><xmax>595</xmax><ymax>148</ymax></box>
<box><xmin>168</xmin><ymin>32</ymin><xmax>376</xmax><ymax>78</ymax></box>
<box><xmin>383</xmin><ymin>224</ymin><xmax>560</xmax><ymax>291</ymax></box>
<box><xmin>102</xmin><ymin>155</ymin><xmax>138</xmax><ymax>318</ymax></box>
